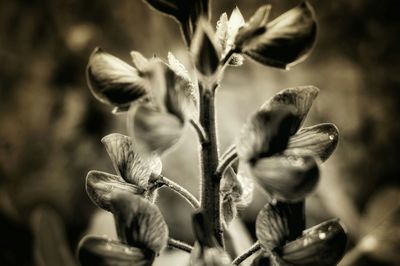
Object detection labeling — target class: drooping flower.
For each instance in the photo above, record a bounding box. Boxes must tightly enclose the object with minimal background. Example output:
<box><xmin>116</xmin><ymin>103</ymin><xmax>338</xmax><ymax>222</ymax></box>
<box><xmin>236</xmin><ymin>86</ymin><xmax>339</xmax><ymax>201</ymax></box>
<box><xmin>234</xmin><ymin>2</ymin><xmax>317</xmax><ymax>70</ymax></box>
<box><xmin>254</xmin><ymin>201</ymin><xmax>347</xmax><ymax>265</ymax></box>
<box><xmin>127</xmin><ymin>53</ymin><xmax>197</xmax><ymax>155</ymax></box>
<box><xmin>86</xmin><ymin>133</ymin><xmax>162</xmax><ymax>210</ymax></box>
<box><xmin>86</xmin><ymin>48</ymin><xmax>152</xmax><ymax>113</ymax></box>
<box><xmin>78</xmin><ymin>192</ymin><xmax>169</xmax><ymax>266</ymax></box>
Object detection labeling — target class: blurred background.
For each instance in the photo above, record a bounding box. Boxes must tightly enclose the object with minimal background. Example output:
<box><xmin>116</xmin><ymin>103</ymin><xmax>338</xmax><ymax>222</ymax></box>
<box><xmin>0</xmin><ymin>0</ymin><xmax>399</xmax><ymax>265</ymax></box>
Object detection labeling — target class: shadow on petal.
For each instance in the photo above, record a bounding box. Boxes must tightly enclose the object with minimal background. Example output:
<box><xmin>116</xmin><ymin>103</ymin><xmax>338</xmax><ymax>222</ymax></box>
<box><xmin>251</xmin><ymin>155</ymin><xmax>319</xmax><ymax>201</ymax></box>
<box><xmin>77</xmin><ymin>235</ymin><xmax>155</xmax><ymax>266</ymax></box>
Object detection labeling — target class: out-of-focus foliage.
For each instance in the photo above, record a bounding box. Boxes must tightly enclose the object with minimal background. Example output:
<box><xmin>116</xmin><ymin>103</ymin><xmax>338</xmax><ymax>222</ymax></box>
<box><xmin>0</xmin><ymin>0</ymin><xmax>399</xmax><ymax>265</ymax></box>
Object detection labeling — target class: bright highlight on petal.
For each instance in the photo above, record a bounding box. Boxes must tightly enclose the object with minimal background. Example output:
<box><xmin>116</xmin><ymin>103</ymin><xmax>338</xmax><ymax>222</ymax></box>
<box><xmin>86</xmin><ymin>48</ymin><xmax>150</xmax><ymax>108</ymax></box>
<box><xmin>101</xmin><ymin>133</ymin><xmax>162</xmax><ymax>188</ymax></box>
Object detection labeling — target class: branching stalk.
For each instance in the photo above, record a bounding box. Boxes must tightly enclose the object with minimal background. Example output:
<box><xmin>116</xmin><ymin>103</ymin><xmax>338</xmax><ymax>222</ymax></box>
<box><xmin>168</xmin><ymin>238</ymin><xmax>193</xmax><ymax>253</ymax></box>
<box><xmin>150</xmin><ymin>174</ymin><xmax>200</xmax><ymax>209</ymax></box>
<box><xmin>232</xmin><ymin>241</ymin><xmax>262</xmax><ymax>265</ymax></box>
<box><xmin>216</xmin><ymin>151</ymin><xmax>238</xmax><ymax>176</ymax></box>
<box><xmin>190</xmin><ymin>119</ymin><xmax>208</xmax><ymax>144</ymax></box>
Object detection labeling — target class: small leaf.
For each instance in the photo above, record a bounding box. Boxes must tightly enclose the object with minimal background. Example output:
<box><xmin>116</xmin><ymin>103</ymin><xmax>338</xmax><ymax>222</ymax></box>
<box><xmin>167</xmin><ymin>52</ymin><xmax>192</xmax><ymax>82</ymax></box>
<box><xmin>86</xmin><ymin>47</ymin><xmax>149</xmax><ymax>107</ymax></box>
<box><xmin>252</xmin><ymin>155</ymin><xmax>319</xmax><ymax>201</ymax></box>
<box><xmin>86</xmin><ymin>170</ymin><xmax>145</xmax><ymax>211</ymax></box>
<box><xmin>280</xmin><ymin>219</ymin><xmax>347</xmax><ymax>265</ymax></box>
<box><xmin>191</xmin><ymin>19</ymin><xmax>221</xmax><ymax>77</ymax></box>
<box><xmin>31</xmin><ymin>207</ymin><xmax>76</xmax><ymax>266</ymax></box>
<box><xmin>220</xmin><ymin>167</ymin><xmax>243</xmax><ymax>226</ymax></box>
<box><xmin>286</xmin><ymin>123</ymin><xmax>339</xmax><ymax>162</ymax></box>
<box><xmin>129</xmin><ymin>103</ymin><xmax>185</xmax><ymax>154</ymax></box>
<box><xmin>241</xmin><ymin>2</ymin><xmax>317</xmax><ymax>69</ymax></box>
<box><xmin>101</xmin><ymin>133</ymin><xmax>162</xmax><ymax>188</ymax></box>
<box><xmin>110</xmin><ymin>192</ymin><xmax>169</xmax><ymax>253</ymax></box>
<box><xmin>256</xmin><ymin>201</ymin><xmax>305</xmax><ymax>251</ymax></box>
<box><xmin>236</xmin><ymin>163</ymin><xmax>255</xmax><ymax>207</ymax></box>
<box><xmin>224</xmin><ymin>7</ymin><xmax>246</xmax><ymax>66</ymax></box>
<box><xmin>77</xmin><ymin>235</ymin><xmax>154</xmax><ymax>266</ymax></box>
<box><xmin>262</xmin><ymin>86</ymin><xmax>319</xmax><ymax>135</ymax></box>
<box><xmin>216</xmin><ymin>12</ymin><xmax>229</xmax><ymax>51</ymax></box>
<box><xmin>237</xmin><ymin>107</ymin><xmax>297</xmax><ymax>163</ymax></box>
<box><xmin>130</xmin><ymin>51</ymin><xmax>150</xmax><ymax>72</ymax></box>
<box><xmin>221</xmin><ymin>197</ymin><xmax>237</xmax><ymax>228</ymax></box>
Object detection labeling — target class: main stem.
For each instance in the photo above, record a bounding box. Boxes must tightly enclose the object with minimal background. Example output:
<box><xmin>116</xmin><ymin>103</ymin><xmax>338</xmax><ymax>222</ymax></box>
<box><xmin>199</xmin><ymin>82</ymin><xmax>223</xmax><ymax>246</ymax></box>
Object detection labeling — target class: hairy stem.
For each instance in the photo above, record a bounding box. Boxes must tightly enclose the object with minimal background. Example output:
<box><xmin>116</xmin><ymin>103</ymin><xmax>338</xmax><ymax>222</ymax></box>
<box><xmin>232</xmin><ymin>242</ymin><xmax>261</xmax><ymax>265</ymax></box>
<box><xmin>168</xmin><ymin>238</ymin><xmax>193</xmax><ymax>253</ymax></box>
<box><xmin>150</xmin><ymin>174</ymin><xmax>200</xmax><ymax>209</ymax></box>
<box><xmin>198</xmin><ymin>83</ymin><xmax>223</xmax><ymax>246</ymax></box>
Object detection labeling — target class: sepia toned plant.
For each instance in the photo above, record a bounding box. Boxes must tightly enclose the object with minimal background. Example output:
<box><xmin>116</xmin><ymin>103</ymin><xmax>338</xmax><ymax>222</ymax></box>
<box><xmin>77</xmin><ymin>1</ymin><xmax>348</xmax><ymax>265</ymax></box>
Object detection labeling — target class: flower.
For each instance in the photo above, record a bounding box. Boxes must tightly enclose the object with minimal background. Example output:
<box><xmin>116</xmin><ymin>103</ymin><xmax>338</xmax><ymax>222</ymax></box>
<box><xmin>236</xmin><ymin>86</ymin><xmax>339</xmax><ymax>201</ymax></box>
<box><xmin>86</xmin><ymin>48</ymin><xmax>152</xmax><ymax>113</ymax></box>
<box><xmin>86</xmin><ymin>133</ymin><xmax>162</xmax><ymax>210</ymax></box>
<box><xmin>254</xmin><ymin>201</ymin><xmax>347</xmax><ymax>265</ymax></box>
<box><xmin>127</xmin><ymin>53</ymin><xmax>197</xmax><ymax>155</ymax></box>
<box><xmin>234</xmin><ymin>2</ymin><xmax>317</xmax><ymax>69</ymax></box>
<box><xmin>78</xmin><ymin>192</ymin><xmax>169</xmax><ymax>266</ymax></box>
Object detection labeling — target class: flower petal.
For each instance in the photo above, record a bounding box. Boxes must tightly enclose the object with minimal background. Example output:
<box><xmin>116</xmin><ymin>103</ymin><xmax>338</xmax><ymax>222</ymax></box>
<box><xmin>86</xmin><ymin>48</ymin><xmax>149</xmax><ymax>107</ymax></box>
<box><xmin>129</xmin><ymin>104</ymin><xmax>185</xmax><ymax>154</ymax></box>
<box><xmin>110</xmin><ymin>192</ymin><xmax>169</xmax><ymax>253</ymax></box>
<box><xmin>281</xmin><ymin>219</ymin><xmax>347</xmax><ymax>265</ymax></box>
<box><xmin>191</xmin><ymin>19</ymin><xmax>221</xmax><ymax>77</ymax></box>
<box><xmin>251</xmin><ymin>154</ymin><xmax>319</xmax><ymax>201</ymax></box>
<box><xmin>287</xmin><ymin>123</ymin><xmax>339</xmax><ymax>162</ymax></box>
<box><xmin>241</xmin><ymin>2</ymin><xmax>317</xmax><ymax>69</ymax></box>
<box><xmin>262</xmin><ymin>86</ymin><xmax>319</xmax><ymax>134</ymax></box>
<box><xmin>237</xmin><ymin>107</ymin><xmax>297</xmax><ymax>162</ymax></box>
<box><xmin>256</xmin><ymin>201</ymin><xmax>305</xmax><ymax>250</ymax></box>
<box><xmin>101</xmin><ymin>133</ymin><xmax>162</xmax><ymax>188</ymax></box>
<box><xmin>77</xmin><ymin>235</ymin><xmax>155</xmax><ymax>266</ymax></box>
<box><xmin>235</xmin><ymin>5</ymin><xmax>271</xmax><ymax>47</ymax></box>
<box><xmin>86</xmin><ymin>170</ymin><xmax>145</xmax><ymax>211</ymax></box>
